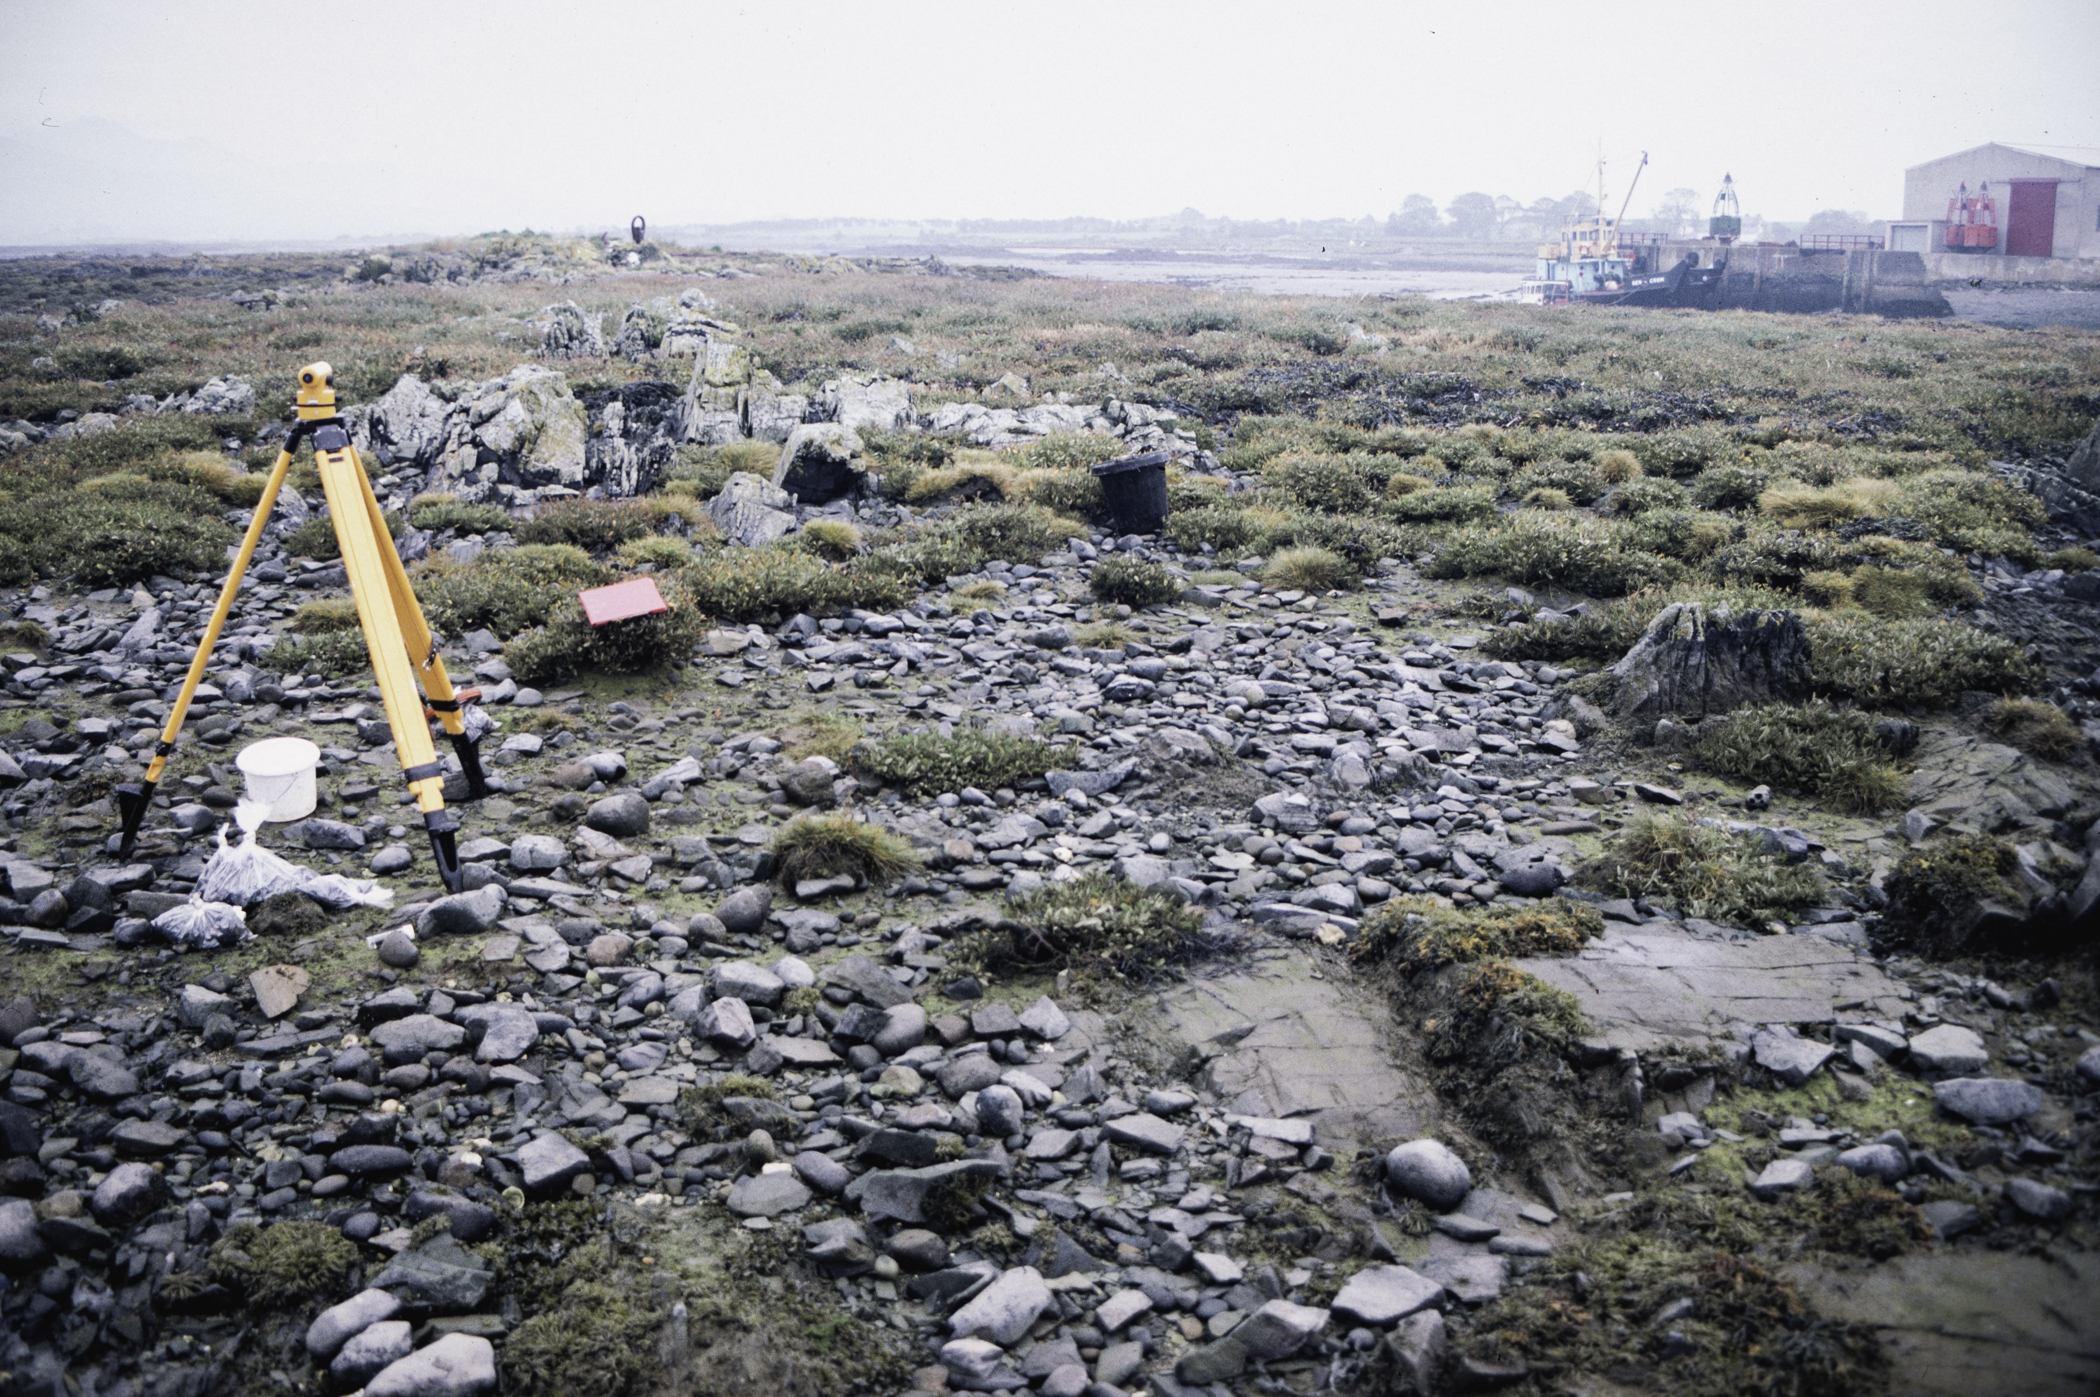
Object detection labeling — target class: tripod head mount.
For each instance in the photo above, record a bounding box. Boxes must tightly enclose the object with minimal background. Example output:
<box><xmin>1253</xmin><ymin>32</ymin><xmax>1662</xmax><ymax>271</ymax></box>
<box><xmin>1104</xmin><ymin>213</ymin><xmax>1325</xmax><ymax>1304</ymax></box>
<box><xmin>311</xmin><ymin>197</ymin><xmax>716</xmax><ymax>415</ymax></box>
<box><xmin>295</xmin><ymin>361</ymin><xmax>338</xmax><ymax>421</ymax></box>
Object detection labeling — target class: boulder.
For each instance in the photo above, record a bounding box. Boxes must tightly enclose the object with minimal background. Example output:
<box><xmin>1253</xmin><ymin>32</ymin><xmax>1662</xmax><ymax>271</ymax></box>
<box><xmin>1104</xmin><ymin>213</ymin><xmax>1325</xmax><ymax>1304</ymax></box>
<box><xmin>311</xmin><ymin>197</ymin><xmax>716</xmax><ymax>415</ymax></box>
<box><xmin>0</xmin><ymin>1197</ymin><xmax>47</xmax><ymax>1263</ymax></box>
<box><xmin>726</xmin><ymin>1172</ymin><xmax>812</xmax><ymax>1217</ymax></box>
<box><xmin>416</xmin><ymin>887</ymin><xmax>504</xmax><ymax>937</ymax></box>
<box><xmin>714</xmin><ymin>884</ymin><xmax>773</xmax><ymax>936</ymax></box>
<box><xmin>780</xmin><ymin>757</ymin><xmax>840</xmax><ymax>807</ymax></box>
<box><xmin>1384</xmin><ymin>1139</ymin><xmax>1471</xmax><ymax>1211</ymax></box>
<box><xmin>516</xmin><ymin>1132</ymin><xmax>591</xmax><ymax>1196</ymax></box>
<box><xmin>714</xmin><ymin>961</ymin><xmax>785</xmax><ymax>1008</ymax></box>
<box><xmin>1330</xmin><ymin>1265</ymin><xmax>1445</xmax><ymax>1327</ymax></box>
<box><xmin>509</xmin><ymin>834</ymin><xmax>566</xmax><ymax>871</ymax></box>
<box><xmin>2006</xmin><ymin>1177</ymin><xmax>2072</xmax><ymax>1222</ymax></box>
<box><xmin>91</xmin><ymin>1161</ymin><xmax>168</xmax><ymax>1226</ymax></box>
<box><xmin>1752</xmin><ymin>1030</ymin><xmax>1833</xmax><ymax>1087</ymax></box>
<box><xmin>697</xmin><ymin>997</ymin><xmax>757</xmax><ymax>1050</ymax></box>
<box><xmin>1232</xmin><ymin>1299</ymin><xmax>1330</xmax><ymax>1361</ymax></box>
<box><xmin>1835</xmin><ymin>1143</ymin><xmax>1908</xmax><ymax>1183</ymax></box>
<box><xmin>536</xmin><ymin>300</ymin><xmax>604</xmax><ymax>358</ymax></box>
<box><xmin>473</xmin><ymin>366</ymin><xmax>588</xmax><ymax>488</ymax></box>
<box><xmin>183</xmin><ymin>375</ymin><xmax>257</xmax><ymax>416</ymax></box>
<box><xmin>1385</xmin><ymin>1311</ymin><xmax>1448</xmax><ymax>1395</ymax></box>
<box><xmin>2063</xmin><ymin>419</ymin><xmax>2100</xmax><ymax>493</ymax></box>
<box><xmin>1906</xmin><ymin>1024</ymin><xmax>1989</xmax><ymax>1074</ymax></box>
<box><xmin>1749</xmin><ymin>1158</ymin><xmax>1814</xmax><ymax>1201</ymax></box>
<box><xmin>473</xmin><ymin>1006</ymin><xmax>540</xmax><ymax>1063</ymax></box>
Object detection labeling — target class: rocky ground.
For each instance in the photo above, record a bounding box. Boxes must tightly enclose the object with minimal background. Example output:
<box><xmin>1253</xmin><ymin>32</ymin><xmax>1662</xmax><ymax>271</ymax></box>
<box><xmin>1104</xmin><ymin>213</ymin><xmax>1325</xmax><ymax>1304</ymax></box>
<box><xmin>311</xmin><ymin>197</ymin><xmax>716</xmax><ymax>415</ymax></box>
<box><xmin>1</xmin><ymin>254</ymin><xmax>2098</xmax><ymax>1397</ymax></box>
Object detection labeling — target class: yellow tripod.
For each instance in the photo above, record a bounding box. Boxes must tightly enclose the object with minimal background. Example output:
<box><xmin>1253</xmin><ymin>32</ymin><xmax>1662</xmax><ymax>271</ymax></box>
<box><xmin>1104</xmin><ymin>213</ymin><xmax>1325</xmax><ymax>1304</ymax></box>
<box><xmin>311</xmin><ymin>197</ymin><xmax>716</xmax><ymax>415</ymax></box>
<box><xmin>115</xmin><ymin>361</ymin><xmax>489</xmax><ymax>891</ymax></box>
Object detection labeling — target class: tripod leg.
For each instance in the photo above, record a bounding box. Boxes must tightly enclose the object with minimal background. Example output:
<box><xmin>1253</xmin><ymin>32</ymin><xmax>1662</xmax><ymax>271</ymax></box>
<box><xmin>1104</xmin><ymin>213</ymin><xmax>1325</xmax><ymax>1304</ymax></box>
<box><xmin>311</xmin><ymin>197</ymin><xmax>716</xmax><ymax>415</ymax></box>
<box><xmin>116</xmin><ymin>440</ymin><xmax>300</xmax><ymax>857</ymax></box>
<box><xmin>312</xmin><ymin>432</ymin><xmax>464</xmax><ymax>892</ymax></box>
<box><xmin>348</xmin><ymin>450</ymin><xmax>491</xmax><ymax>800</ymax></box>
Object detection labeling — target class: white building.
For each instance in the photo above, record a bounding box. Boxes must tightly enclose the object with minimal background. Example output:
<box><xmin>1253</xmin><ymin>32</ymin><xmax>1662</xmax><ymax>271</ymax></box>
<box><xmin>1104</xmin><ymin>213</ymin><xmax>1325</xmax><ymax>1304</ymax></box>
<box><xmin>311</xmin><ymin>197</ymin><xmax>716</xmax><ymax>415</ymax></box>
<box><xmin>1890</xmin><ymin>143</ymin><xmax>2100</xmax><ymax>260</ymax></box>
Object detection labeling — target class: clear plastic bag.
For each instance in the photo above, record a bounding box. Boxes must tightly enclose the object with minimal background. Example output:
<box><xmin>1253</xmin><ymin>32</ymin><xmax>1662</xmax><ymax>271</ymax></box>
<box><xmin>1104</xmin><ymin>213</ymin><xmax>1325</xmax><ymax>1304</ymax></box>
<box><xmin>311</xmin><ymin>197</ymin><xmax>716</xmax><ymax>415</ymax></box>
<box><xmin>195</xmin><ymin>800</ymin><xmax>314</xmax><ymax>906</ymax></box>
<box><xmin>152</xmin><ymin>896</ymin><xmax>250</xmax><ymax>950</ymax></box>
<box><xmin>301</xmin><ymin>873</ymin><xmax>395</xmax><ymax>910</ymax></box>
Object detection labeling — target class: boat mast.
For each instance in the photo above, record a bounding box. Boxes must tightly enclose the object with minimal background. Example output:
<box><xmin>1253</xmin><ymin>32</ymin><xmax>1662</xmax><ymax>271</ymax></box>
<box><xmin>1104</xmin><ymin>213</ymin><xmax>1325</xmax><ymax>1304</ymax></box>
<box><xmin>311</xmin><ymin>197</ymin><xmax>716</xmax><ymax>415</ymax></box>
<box><xmin>1608</xmin><ymin>151</ymin><xmax>1649</xmax><ymax>256</ymax></box>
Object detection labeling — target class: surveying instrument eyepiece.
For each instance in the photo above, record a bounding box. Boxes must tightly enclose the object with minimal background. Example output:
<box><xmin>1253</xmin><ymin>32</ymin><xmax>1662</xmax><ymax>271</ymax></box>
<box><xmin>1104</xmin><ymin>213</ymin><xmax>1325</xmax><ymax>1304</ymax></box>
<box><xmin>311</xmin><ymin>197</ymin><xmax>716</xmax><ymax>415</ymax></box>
<box><xmin>113</xmin><ymin>360</ymin><xmax>492</xmax><ymax>892</ymax></box>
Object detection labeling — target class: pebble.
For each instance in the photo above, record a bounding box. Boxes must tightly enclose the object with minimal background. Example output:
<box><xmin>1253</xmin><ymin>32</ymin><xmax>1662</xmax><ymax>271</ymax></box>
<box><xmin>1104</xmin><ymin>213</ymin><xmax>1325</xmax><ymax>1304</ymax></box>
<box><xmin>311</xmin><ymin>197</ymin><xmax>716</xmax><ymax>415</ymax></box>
<box><xmin>377</xmin><ymin>928</ymin><xmax>421</xmax><ymax>967</ymax></box>
<box><xmin>365</xmin><ymin>1332</ymin><xmax>497</xmax><ymax>1397</ymax></box>
<box><xmin>1934</xmin><ymin>1077</ymin><xmax>2045</xmax><ymax>1125</ymax></box>
<box><xmin>949</xmin><ymin>1266</ymin><xmax>1053</xmax><ymax>1346</ymax></box>
<box><xmin>1749</xmin><ymin>1158</ymin><xmax>1815</xmax><ymax>1201</ymax></box>
<box><xmin>1330</xmin><ymin>1265</ymin><xmax>1444</xmax><ymax>1326</ymax></box>
<box><xmin>1906</xmin><ymin>1024</ymin><xmax>1989</xmax><ymax>1074</ymax></box>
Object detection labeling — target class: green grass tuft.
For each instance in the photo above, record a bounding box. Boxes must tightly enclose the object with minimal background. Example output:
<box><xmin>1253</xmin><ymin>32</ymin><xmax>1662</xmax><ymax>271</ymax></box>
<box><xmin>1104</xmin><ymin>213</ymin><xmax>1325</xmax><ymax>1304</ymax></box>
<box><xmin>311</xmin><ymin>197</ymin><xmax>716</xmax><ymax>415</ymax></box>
<box><xmin>853</xmin><ymin>729</ymin><xmax>1073</xmax><ymax>794</ymax></box>
<box><xmin>206</xmin><ymin>1220</ymin><xmax>355</xmax><ymax>1305</ymax></box>
<box><xmin>800</xmin><ymin>519</ymin><xmax>863</xmax><ymax>559</ymax></box>
<box><xmin>288</xmin><ymin>598</ymin><xmax>360</xmax><ymax>634</ymax></box>
<box><xmin>1261</xmin><ymin>545</ymin><xmax>1355</xmax><ymax>593</ymax></box>
<box><xmin>1693</xmin><ymin>703</ymin><xmax>1906</xmax><ymax>814</ymax></box>
<box><xmin>771</xmin><ymin>813</ymin><xmax>921</xmax><ymax>887</ymax></box>
<box><xmin>409</xmin><ymin>492</ymin><xmax>512</xmax><ymax>534</ymax></box>
<box><xmin>516</xmin><ymin>497</ymin><xmax>679</xmax><ymax>552</ymax></box>
<box><xmin>1353</xmin><ymin>896</ymin><xmax>1602</xmax><ymax>971</ymax></box>
<box><xmin>416</xmin><ymin>543</ymin><xmax>608</xmax><ymax>640</ymax></box>
<box><xmin>987</xmin><ymin>872</ymin><xmax>1208</xmax><ymax>979</ymax></box>
<box><xmin>1088</xmin><ymin>555</ymin><xmax>1182</xmax><ymax>607</ymax></box>
<box><xmin>1980</xmin><ymin>698</ymin><xmax>2081</xmax><ymax>759</ymax></box>
<box><xmin>1579</xmin><ymin>810</ymin><xmax>1824</xmax><ymax>928</ymax></box>
<box><xmin>681</xmin><ymin>546</ymin><xmax>904</xmax><ymax>621</ymax></box>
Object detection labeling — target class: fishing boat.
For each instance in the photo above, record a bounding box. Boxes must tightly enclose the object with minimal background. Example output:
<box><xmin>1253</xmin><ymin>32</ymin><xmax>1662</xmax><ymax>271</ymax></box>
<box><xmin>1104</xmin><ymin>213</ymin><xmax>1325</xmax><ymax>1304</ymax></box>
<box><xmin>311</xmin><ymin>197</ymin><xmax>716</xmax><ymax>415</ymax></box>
<box><xmin>1519</xmin><ymin>152</ymin><xmax>1727</xmax><ymax>307</ymax></box>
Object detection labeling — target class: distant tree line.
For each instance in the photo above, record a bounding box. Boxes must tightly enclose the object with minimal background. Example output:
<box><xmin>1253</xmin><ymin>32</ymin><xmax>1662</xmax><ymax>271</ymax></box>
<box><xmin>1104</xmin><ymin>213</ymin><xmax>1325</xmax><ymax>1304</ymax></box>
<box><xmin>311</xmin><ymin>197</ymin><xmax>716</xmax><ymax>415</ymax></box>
<box><xmin>661</xmin><ymin>195</ymin><xmax>1886</xmax><ymax>251</ymax></box>
<box><xmin>1397</xmin><ymin>186</ymin><xmax>1884</xmax><ymax>244</ymax></box>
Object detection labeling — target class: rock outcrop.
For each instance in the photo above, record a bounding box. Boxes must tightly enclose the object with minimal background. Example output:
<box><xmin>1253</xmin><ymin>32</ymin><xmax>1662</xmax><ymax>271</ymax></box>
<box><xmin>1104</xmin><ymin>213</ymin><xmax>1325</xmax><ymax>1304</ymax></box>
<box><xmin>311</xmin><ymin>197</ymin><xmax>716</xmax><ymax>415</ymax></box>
<box><xmin>356</xmin><ymin>367</ymin><xmax>588</xmax><ymax>501</ymax></box>
<box><xmin>1605</xmin><ymin>602</ymin><xmax>1810</xmax><ymax>720</ymax></box>
<box><xmin>774</xmin><ymin>423</ymin><xmax>868</xmax><ymax>503</ymax></box>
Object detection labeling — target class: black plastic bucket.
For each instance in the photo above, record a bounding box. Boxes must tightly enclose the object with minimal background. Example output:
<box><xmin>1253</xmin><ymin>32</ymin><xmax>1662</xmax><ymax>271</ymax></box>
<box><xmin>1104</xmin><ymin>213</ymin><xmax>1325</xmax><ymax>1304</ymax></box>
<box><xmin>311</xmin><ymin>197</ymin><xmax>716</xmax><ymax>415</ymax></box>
<box><xmin>1091</xmin><ymin>449</ymin><xmax>1171</xmax><ymax>534</ymax></box>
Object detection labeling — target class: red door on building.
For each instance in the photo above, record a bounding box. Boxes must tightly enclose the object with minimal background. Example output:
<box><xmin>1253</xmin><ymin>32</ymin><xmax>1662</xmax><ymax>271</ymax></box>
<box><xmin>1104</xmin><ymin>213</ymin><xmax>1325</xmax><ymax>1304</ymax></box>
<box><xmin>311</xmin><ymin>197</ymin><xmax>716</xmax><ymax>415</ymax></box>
<box><xmin>2005</xmin><ymin>179</ymin><xmax>2058</xmax><ymax>258</ymax></box>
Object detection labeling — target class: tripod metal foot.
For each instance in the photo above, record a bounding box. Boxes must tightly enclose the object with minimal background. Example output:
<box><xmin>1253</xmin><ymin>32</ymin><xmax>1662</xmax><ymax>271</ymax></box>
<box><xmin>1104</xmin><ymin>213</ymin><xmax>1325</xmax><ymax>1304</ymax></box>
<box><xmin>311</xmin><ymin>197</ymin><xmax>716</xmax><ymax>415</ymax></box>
<box><xmin>448</xmin><ymin>732</ymin><xmax>492</xmax><ymax>800</ymax></box>
<box><xmin>425</xmin><ymin>809</ymin><xmax>465</xmax><ymax>893</ymax></box>
<box><xmin>114</xmin><ymin>779</ymin><xmax>157</xmax><ymax>859</ymax></box>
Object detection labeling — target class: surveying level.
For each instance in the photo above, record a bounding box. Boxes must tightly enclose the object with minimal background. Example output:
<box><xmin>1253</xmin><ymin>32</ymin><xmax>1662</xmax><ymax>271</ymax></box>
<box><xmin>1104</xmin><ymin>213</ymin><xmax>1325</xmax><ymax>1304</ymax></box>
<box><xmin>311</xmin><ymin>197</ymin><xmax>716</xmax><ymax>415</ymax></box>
<box><xmin>114</xmin><ymin>361</ymin><xmax>492</xmax><ymax>892</ymax></box>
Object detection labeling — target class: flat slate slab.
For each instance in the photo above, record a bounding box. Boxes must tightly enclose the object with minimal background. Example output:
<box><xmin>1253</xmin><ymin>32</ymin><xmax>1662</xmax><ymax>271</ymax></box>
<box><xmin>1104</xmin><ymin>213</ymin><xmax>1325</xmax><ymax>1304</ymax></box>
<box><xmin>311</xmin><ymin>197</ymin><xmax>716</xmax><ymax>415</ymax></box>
<box><xmin>1785</xmin><ymin>1251</ymin><xmax>2100</xmax><ymax>1397</ymax></box>
<box><xmin>1515</xmin><ymin>925</ymin><xmax>1913</xmax><ymax>1053</ymax></box>
<box><xmin>1158</xmin><ymin>944</ymin><xmax>1438</xmax><ymax>1151</ymax></box>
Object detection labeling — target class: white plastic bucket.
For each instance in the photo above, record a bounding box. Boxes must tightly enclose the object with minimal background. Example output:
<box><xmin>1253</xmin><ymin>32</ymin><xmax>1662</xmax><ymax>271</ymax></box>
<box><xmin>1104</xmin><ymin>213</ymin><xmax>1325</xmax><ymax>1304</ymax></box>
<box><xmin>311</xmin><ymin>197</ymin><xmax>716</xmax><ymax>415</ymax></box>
<box><xmin>236</xmin><ymin>737</ymin><xmax>321</xmax><ymax>822</ymax></box>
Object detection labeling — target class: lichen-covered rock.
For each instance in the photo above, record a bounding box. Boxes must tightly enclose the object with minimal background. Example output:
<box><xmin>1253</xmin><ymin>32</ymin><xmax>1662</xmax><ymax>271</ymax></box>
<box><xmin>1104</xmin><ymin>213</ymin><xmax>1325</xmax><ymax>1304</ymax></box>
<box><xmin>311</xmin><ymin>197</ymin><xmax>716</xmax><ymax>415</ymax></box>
<box><xmin>815</xmin><ymin>376</ymin><xmax>913</xmax><ymax>433</ymax></box>
<box><xmin>358</xmin><ymin>366</ymin><xmax>587</xmax><ymax>500</ymax></box>
<box><xmin>182</xmin><ymin>375</ymin><xmax>257</xmax><ymax>416</ymax></box>
<box><xmin>536</xmin><ymin>301</ymin><xmax>604</xmax><ymax>359</ymax></box>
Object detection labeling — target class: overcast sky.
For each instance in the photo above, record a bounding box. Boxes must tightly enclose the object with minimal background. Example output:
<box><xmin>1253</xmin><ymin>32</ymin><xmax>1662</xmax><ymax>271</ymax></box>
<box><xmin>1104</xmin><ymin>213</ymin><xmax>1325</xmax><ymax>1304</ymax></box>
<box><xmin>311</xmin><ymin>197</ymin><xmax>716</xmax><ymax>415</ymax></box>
<box><xmin>3</xmin><ymin>0</ymin><xmax>2097</xmax><ymax>244</ymax></box>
